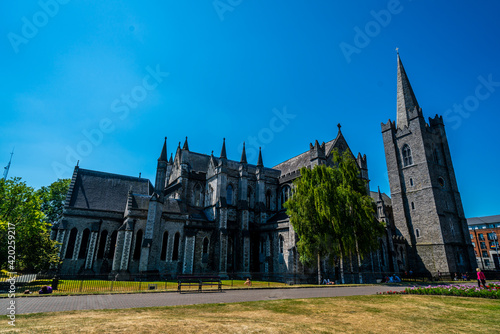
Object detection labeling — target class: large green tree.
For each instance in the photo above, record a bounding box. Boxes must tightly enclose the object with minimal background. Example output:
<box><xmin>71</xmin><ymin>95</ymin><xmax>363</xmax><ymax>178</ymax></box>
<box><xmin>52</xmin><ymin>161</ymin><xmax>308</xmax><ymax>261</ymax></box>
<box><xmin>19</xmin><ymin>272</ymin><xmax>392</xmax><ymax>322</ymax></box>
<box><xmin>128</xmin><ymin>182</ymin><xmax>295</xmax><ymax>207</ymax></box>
<box><xmin>36</xmin><ymin>178</ymin><xmax>70</xmax><ymax>225</ymax></box>
<box><xmin>0</xmin><ymin>178</ymin><xmax>60</xmax><ymax>272</ymax></box>
<box><xmin>285</xmin><ymin>149</ymin><xmax>385</xmax><ymax>284</ymax></box>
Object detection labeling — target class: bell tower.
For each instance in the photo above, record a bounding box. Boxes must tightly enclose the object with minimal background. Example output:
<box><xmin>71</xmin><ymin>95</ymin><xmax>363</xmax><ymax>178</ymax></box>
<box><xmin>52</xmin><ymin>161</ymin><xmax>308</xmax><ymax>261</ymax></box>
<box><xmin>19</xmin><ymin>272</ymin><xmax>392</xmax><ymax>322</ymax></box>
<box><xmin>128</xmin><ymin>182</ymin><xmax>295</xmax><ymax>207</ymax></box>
<box><xmin>381</xmin><ymin>54</ymin><xmax>476</xmax><ymax>275</ymax></box>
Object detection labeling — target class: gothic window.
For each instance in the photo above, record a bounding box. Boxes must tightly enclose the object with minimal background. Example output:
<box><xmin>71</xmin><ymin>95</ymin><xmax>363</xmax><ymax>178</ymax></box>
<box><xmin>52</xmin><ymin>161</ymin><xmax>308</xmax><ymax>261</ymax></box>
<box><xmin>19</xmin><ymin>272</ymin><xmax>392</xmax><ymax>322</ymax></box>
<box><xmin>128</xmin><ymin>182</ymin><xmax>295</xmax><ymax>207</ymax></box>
<box><xmin>260</xmin><ymin>238</ymin><xmax>265</xmax><ymax>254</ymax></box>
<box><xmin>133</xmin><ymin>230</ymin><xmax>143</xmax><ymax>260</ymax></box>
<box><xmin>202</xmin><ymin>237</ymin><xmax>209</xmax><ymax>264</ymax></box>
<box><xmin>247</xmin><ymin>187</ymin><xmax>254</xmax><ymax>209</ymax></box>
<box><xmin>78</xmin><ymin>228</ymin><xmax>90</xmax><ymax>259</ymax></box>
<box><xmin>172</xmin><ymin>232</ymin><xmax>180</xmax><ymax>261</ymax></box>
<box><xmin>108</xmin><ymin>231</ymin><xmax>118</xmax><ymax>260</ymax></box>
<box><xmin>266</xmin><ymin>190</ymin><xmax>271</xmax><ymax>210</ymax></box>
<box><xmin>96</xmin><ymin>230</ymin><xmax>108</xmax><ymax>259</ymax></box>
<box><xmin>410</xmin><ymin>178</ymin><xmax>414</xmax><ymax>186</ymax></box>
<box><xmin>194</xmin><ymin>184</ymin><xmax>203</xmax><ymax>207</ymax></box>
<box><xmin>203</xmin><ymin>237</ymin><xmax>209</xmax><ymax>254</ymax></box>
<box><xmin>415</xmin><ymin>228</ymin><xmax>421</xmax><ymax>238</ymax></box>
<box><xmin>433</xmin><ymin>146</ymin><xmax>440</xmax><ymax>165</ymax></box>
<box><xmin>160</xmin><ymin>231</ymin><xmax>168</xmax><ymax>261</ymax></box>
<box><xmin>379</xmin><ymin>240</ymin><xmax>385</xmax><ymax>267</ymax></box>
<box><xmin>279</xmin><ymin>185</ymin><xmax>291</xmax><ymax>210</ymax></box>
<box><xmin>402</xmin><ymin>144</ymin><xmax>413</xmax><ymax>167</ymax></box>
<box><xmin>279</xmin><ymin>235</ymin><xmax>284</xmax><ymax>254</ymax></box>
<box><xmin>65</xmin><ymin>228</ymin><xmax>78</xmax><ymax>259</ymax></box>
<box><xmin>411</xmin><ymin>202</ymin><xmax>415</xmax><ymax>210</ymax></box>
<box><xmin>449</xmin><ymin>218</ymin><xmax>455</xmax><ymax>235</ymax></box>
<box><xmin>226</xmin><ymin>184</ymin><xmax>233</xmax><ymax>205</ymax></box>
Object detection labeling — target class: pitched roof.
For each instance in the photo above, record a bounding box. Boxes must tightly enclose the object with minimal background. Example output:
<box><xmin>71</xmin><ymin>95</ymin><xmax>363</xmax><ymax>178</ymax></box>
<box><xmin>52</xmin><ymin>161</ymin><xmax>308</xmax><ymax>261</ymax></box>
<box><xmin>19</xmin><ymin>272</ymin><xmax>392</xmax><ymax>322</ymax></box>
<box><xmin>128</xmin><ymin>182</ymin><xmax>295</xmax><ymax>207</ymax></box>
<box><xmin>68</xmin><ymin>168</ymin><xmax>153</xmax><ymax>212</ymax></box>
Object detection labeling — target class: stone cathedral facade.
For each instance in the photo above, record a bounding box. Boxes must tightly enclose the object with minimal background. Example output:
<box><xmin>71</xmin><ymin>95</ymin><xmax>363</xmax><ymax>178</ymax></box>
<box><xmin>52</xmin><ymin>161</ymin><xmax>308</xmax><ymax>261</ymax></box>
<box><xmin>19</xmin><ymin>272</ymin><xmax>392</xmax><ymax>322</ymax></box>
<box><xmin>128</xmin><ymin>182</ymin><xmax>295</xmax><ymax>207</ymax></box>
<box><xmin>52</xmin><ymin>56</ymin><xmax>476</xmax><ymax>281</ymax></box>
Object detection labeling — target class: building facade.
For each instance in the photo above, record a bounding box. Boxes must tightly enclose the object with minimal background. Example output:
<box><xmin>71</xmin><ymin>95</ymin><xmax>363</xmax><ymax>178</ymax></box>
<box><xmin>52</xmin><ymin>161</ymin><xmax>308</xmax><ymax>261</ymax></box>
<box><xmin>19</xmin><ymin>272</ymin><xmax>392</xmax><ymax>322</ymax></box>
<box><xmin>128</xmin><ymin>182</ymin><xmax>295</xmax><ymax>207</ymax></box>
<box><xmin>468</xmin><ymin>215</ymin><xmax>500</xmax><ymax>270</ymax></box>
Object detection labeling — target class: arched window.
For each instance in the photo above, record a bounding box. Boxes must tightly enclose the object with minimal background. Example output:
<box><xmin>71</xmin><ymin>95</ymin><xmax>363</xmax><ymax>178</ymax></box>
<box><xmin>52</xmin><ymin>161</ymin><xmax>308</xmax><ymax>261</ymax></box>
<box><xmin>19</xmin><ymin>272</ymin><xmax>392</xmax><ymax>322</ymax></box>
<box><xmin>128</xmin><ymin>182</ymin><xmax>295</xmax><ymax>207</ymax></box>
<box><xmin>402</xmin><ymin>144</ymin><xmax>413</xmax><ymax>167</ymax></box>
<box><xmin>415</xmin><ymin>228</ymin><xmax>421</xmax><ymax>238</ymax></box>
<box><xmin>160</xmin><ymin>231</ymin><xmax>168</xmax><ymax>261</ymax></box>
<box><xmin>279</xmin><ymin>235</ymin><xmax>284</xmax><ymax>254</ymax></box>
<box><xmin>78</xmin><ymin>228</ymin><xmax>90</xmax><ymax>259</ymax></box>
<box><xmin>108</xmin><ymin>230</ymin><xmax>118</xmax><ymax>260</ymax></box>
<box><xmin>202</xmin><ymin>237</ymin><xmax>209</xmax><ymax>264</ymax></box>
<box><xmin>172</xmin><ymin>232</ymin><xmax>180</xmax><ymax>261</ymax></box>
<box><xmin>203</xmin><ymin>237</ymin><xmax>209</xmax><ymax>254</ymax></box>
<box><xmin>65</xmin><ymin>228</ymin><xmax>78</xmax><ymax>259</ymax></box>
<box><xmin>96</xmin><ymin>230</ymin><xmax>108</xmax><ymax>259</ymax></box>
<box><xmin>266</xmin><ymin>190</ymin><xmax>271</xmax><ymax>210</ymax></box>
<box><xmin>194</xmin><ymin>184</ymin><xmax>203</xmax><ymax>207</ymax></box>
<box><xmin>279</xmin><ymin>186</ymin><xmax>291</xmax><ymax>209</ymax></box>
<box><xmin>226</xmin><ymin>184</ymin><xmax>233</xmax><ymax>205</ymax></box>
<box><xmin>133</xmin><ymin>229</ymin><xmax>143</xmax><ymax>260</ymax></box>
<box><xmin>247</xmin><ymin>187</ymin><xmax>254</xmax><ymax>209</ymax></box>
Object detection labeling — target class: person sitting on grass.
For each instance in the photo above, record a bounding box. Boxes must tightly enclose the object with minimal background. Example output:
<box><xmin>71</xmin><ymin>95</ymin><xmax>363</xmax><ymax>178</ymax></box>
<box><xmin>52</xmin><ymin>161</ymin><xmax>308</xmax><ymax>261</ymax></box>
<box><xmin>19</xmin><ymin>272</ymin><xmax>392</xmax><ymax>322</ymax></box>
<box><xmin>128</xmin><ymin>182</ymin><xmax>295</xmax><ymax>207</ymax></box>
<box><xmin>39</xmin><ymin>286</ymin><xmax>53</xmax><ymax>294</ymax></box>
<box><xmin>392</xmin><ymin>274</ymin><xmax>401</xmax><ymax>283</ymax></box>
<box><xmin>244</xmin><ymin>278</ymin><xmax>252</xmax><ymax>287</ymax></box>
<box><xmin>322</xmin><ymin>278</ymin><xmax>330</xmax><ymax>285</ymax></box>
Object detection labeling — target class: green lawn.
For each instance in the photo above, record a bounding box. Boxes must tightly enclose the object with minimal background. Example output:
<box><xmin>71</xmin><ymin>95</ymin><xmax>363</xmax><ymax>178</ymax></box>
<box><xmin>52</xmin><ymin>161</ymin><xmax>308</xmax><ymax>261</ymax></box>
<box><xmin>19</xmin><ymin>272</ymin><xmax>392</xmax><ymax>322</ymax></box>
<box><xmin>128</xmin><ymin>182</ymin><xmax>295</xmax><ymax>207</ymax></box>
<box><xmin>2</xmin><ymin>295</ymin><xmax>499</xmax><ymax>333</ymax></box>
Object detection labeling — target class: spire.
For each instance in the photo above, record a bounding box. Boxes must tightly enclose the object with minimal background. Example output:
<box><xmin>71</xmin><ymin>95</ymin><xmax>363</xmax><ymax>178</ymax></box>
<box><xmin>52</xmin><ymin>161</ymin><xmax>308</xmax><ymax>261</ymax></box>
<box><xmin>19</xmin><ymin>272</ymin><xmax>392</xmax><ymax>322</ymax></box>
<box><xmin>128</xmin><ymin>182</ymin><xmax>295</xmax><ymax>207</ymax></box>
<box><xmin>396</xmin><ymin>53</ymin><xmax>419</xmax><ymax>129</ymax></box>
<box><xmin>168</xmin><ymin>153</ymin><xmax>173</xmax><ymax>164</ymax></box>
<box><xmin>182</xmin><ymin>136</ymin><xmax>189</xmax><ymax>150</ymax></box>
<box><xmin>240</xmin><ymin>142</ymin><xmax>247</xmax><ymax>164</ymax></box>
<box><xmin>220</xmin><ymin>138</ymin><xmax>227</xmax><ymax>159</ymax></box>
<box><xmin>377</xmin><ymin>186</ymin><xmax>383</xmax><ymax>201</ymax></box>
<box><xmin>159</xmin><ymin>137</ymin><xmax>167</xmax><ymax>161</ymax></box>
<box><xmin>257</xmin><ymin>147</ymin><xmax>263</xmax><ymax>167</ymax></box>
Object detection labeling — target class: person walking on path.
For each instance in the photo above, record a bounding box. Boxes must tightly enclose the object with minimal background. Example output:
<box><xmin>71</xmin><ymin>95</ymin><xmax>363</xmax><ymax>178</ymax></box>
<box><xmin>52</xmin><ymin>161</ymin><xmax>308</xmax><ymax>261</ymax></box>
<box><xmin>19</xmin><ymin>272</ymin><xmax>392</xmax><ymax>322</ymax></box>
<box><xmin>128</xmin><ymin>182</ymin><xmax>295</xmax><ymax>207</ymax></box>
<box><xmin>476</xmin><ymin>268</ymin><xmax>487</xmax><ymax>288</ymax></box>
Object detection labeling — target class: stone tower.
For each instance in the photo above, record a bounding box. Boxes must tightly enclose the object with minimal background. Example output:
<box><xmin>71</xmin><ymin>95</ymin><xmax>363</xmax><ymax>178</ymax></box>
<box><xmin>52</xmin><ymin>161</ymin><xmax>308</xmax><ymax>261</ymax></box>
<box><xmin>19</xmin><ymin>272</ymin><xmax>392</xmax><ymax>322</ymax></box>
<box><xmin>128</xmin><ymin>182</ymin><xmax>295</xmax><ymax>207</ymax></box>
<box><xmin>381</xmin><ymin>54</ymin><xmax>476</xmax><ymax>275</ymax></box>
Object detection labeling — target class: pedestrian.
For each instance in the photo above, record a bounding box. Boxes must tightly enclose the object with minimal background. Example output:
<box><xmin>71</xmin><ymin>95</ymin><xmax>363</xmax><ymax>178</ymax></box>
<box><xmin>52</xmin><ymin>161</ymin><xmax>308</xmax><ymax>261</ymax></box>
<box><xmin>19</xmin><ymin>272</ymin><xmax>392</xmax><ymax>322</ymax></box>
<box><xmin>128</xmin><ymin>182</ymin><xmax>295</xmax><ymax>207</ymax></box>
<box><xmin>476</xmin><ymin>268</ymin><xmax>486</xmax><ymax>288</ymax></box>
<box><xmin>244</xmin><ymin>278</ymin><xmax>252</xmax><ymax>287</ymax></box>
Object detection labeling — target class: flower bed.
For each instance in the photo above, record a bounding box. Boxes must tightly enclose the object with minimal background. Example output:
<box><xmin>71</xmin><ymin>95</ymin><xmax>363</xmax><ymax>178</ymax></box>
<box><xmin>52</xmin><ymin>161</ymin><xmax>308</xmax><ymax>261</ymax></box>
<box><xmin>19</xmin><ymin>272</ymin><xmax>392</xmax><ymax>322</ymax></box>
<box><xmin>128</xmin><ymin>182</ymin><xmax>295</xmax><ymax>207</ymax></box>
<box><xmin>405</xmin><ymin>283</ymin><xmax>500</xmax><ymax>299</ymax></box>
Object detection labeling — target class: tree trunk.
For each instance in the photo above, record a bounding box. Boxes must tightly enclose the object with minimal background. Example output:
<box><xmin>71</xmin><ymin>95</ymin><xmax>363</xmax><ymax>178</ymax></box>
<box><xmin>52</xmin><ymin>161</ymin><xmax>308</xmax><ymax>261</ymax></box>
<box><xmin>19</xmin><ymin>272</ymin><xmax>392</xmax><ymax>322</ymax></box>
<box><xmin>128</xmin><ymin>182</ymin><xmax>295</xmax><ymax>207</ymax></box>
<box><xmin>355</xmin><ymin>238</ymin><xmax>363</xmax><ymax>284</ymax></box>
<box><xmin>340</xmin><ymin>254</ymin><xmax>345</xmax><ymax>284</ymax></box>
<box><xmin>317</xmin><ymin>253</ymin><xmax>321</xmax><ymax>285</ymax></box>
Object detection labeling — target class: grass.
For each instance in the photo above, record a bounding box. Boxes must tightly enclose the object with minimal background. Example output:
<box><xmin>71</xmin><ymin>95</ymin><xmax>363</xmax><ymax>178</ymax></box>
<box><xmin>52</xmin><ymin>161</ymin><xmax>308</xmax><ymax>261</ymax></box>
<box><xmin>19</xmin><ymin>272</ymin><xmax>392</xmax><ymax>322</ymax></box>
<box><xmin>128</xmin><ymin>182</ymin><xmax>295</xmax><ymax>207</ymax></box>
<box><xmin>2</xmin><ymin>295</ymin><xmax>499</xmax><ymax>333</ymax></box>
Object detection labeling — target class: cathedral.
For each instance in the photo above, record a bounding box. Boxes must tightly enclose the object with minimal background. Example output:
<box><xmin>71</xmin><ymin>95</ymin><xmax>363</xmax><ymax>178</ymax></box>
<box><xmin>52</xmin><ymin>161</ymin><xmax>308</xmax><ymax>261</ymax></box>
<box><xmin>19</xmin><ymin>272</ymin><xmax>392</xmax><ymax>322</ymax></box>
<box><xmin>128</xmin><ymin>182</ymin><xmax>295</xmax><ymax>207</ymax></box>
<box><xmin>52</xmin><ymin>56</ymin><xmax>477</xmax><ymax>282</ymax></box>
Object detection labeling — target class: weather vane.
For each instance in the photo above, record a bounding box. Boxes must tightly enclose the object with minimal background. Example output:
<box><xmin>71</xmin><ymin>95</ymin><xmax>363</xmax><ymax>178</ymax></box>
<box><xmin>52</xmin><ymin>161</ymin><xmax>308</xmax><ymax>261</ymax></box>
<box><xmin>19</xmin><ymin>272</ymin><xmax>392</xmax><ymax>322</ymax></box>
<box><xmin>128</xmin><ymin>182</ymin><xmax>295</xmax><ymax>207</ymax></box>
<box><xmin>395</xmin><ymin>47</ymin><xmax>399</xmax><ymax>54</ymax></box>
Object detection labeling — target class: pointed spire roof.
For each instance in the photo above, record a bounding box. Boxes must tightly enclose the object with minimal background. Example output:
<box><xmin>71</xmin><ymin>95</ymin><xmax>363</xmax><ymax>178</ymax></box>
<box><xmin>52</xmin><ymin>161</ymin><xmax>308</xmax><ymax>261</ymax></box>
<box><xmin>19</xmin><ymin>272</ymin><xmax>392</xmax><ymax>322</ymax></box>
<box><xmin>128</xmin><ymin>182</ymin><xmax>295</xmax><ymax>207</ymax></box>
<box><xmin>396</xmin><ymin>53</ymin><xmax>419</xmax><ymax>129</ymax></box>
<box><xmin>182</xmin><ymin>136</ymin><xmax>189</xmax><ymax>150</ymax></box>
<box><xmin>257</xmin><ymin>147</ymin><xmax>263</xmax><ymax>167</ymax></box>
<box><xmin>168</xmin><ymin>153</ymin><xmax>173</xmax><ymax>164</ymax></box>
<box><xmin>240</xmin><ymin>142</ymin><xmax>247</xmax><ymax>164</ymax></box>
<box><xmin>159</xmin><ymin>137</ymin><xmax>167</xmax><ymax>161</ymax></box>
<box><xmin>220</xmin><ymin>138</ymin><xmax>227</xmax><ymax>159</ymax></box>
<box><xmin>377</xmin><ymin>186</ymin><xmax>383</xmax><ymax>202</ymax></box>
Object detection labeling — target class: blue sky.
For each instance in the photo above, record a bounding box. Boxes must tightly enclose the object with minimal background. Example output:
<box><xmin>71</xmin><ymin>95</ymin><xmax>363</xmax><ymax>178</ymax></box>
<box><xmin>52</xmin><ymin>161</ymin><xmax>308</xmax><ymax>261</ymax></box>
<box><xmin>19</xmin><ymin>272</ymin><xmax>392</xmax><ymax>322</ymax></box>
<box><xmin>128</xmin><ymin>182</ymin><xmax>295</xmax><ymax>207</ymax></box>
<box><xmin>1</xmin><ymin>0</ymin><xmax>499</xmax><ymax>218</ymax></box>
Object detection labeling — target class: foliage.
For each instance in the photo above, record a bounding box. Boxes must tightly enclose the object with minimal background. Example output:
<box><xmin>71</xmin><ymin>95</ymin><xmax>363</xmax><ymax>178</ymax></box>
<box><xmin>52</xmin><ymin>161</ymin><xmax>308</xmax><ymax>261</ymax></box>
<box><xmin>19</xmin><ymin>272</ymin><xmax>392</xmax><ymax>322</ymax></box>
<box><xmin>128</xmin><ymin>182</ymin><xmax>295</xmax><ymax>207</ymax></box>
<box><xmin>405</xmin><ymin>283</ymin><xmax>500</xmax><ymax>299</ymax></box>
<box><xmin>0</xmin><ymin>177</ymin><xmax>60</xmax><ymax>272</ymax></box>
<box><xmin>36</xmin><ymin>178</ymin><xmax>70</xmax><ymax>224</ymax></box>
<box><xmin>285</xmin><ymin>149</ymin><xmax>385</xmax><ymax>265</ymax></box>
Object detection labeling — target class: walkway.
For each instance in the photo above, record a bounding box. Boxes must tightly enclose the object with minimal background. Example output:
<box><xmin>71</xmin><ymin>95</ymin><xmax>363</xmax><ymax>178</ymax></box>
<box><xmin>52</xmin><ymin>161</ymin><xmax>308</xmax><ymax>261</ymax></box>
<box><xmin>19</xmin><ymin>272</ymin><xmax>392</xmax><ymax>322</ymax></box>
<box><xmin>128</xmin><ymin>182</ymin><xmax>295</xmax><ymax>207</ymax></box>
<box><xmin>1</xmin><ymin>285</ymin><xmax>406</xmax><ymax>315</ymax></box>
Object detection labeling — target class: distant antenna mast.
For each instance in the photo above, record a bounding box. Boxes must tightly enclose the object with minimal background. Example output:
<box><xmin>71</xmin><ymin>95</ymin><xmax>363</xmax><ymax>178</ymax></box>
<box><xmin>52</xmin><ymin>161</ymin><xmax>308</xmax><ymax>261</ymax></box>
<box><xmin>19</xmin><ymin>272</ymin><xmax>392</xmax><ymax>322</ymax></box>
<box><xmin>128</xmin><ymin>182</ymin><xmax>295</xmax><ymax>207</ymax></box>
<box><xmin>3</xmin><ymin>148</ymin><xmax>14</xmax><ymax>181</ymax></box>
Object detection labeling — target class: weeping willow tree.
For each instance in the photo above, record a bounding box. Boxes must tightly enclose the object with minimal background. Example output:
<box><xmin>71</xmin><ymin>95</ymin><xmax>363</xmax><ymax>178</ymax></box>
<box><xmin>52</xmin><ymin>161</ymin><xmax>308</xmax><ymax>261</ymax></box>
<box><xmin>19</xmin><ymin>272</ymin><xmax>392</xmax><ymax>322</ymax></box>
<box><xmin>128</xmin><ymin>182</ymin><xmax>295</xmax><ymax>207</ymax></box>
<box><xmin>285</xmin><ymin>149</ymin><xmax>385</xmax><ymax>284</ymax></box>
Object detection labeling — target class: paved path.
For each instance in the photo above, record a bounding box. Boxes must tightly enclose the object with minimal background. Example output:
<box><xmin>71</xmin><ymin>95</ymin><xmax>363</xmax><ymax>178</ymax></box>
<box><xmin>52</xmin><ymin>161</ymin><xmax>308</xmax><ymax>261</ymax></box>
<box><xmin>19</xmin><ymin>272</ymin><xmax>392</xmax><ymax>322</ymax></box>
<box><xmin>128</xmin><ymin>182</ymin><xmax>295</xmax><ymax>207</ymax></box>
<box><xmin>1</xmin><ymin>285</ymin><xmax>406</xmax><ymax>315</ymax></box>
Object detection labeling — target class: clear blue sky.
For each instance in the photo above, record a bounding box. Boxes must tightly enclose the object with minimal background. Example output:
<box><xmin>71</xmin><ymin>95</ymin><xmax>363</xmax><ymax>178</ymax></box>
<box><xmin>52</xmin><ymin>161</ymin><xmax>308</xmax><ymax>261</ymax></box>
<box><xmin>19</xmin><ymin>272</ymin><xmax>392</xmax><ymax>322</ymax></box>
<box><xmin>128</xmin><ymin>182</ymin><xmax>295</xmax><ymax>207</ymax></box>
<box><xmin>1</xmin><ymin>0</ymin><xmax>499</xmax><ymax>218</ymax></box>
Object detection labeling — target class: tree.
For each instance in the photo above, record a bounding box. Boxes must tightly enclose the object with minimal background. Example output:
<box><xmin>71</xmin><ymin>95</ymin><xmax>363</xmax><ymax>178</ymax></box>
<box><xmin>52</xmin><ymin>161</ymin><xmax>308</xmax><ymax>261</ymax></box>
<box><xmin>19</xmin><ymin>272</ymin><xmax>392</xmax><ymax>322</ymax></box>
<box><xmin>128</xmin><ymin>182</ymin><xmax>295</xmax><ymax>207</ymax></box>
<box><xmin>285</xmin><ymin>149</ymin><xmax>385</xmax><ymax>284</ymax></box>
<box><xmin>36</xmin><ymin>178</ymin><xmax>70</xmax><ymax>224</ymax></box>
<box><xmin>0</xmin><ymin>178</ymin><xmax>60</xmax><ymax>272</ymax></box>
